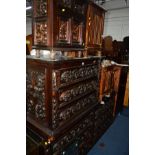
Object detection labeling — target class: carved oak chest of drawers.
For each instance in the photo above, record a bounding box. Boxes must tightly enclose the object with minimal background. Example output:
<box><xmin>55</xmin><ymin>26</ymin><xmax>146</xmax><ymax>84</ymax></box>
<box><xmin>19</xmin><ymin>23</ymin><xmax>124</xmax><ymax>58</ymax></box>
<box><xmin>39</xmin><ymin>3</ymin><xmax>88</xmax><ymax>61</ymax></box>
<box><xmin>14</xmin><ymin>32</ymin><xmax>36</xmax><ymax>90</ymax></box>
<box><xmin>26</xmin><ymin>56</ymin><xmax>100</xmax><ymax>154</ymax></box>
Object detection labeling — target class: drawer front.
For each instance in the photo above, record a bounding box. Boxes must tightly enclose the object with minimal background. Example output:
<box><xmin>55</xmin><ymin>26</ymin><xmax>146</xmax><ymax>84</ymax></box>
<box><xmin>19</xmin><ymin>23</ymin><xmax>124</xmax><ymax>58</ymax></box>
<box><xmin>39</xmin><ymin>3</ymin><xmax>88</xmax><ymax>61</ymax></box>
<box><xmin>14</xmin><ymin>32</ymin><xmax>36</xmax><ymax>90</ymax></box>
<box><xmin>58</xmin><ymin>79</ymin><xmax>98</xmax><ymax>106</ymax></box>
<box><xmin>59</xmin><ymin>65</ymin><xmax>98</xmax><ymax>87</ymax></box>
<box><xmin>52</xmin><ymin>112</ymin><xmax>94</xmax><ymax>154</ymax></box>
<box><xmin>51</xmin><ymin>59</ymin><xmax>99</xmax><ymax>89</ymax></box>
<box><xmin>51</xmin><ymin>92</ymin><xmax>97</xmax><ymax>129</ymax></box>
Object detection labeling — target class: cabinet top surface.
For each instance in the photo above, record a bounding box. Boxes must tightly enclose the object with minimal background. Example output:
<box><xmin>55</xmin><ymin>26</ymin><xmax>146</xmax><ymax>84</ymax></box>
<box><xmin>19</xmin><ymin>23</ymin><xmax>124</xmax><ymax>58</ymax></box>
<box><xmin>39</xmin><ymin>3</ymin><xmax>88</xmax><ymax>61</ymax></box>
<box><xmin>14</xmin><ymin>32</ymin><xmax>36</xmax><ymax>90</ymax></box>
<box><xmin>26</xmin><ymin>55</ymin><xmax>102</xmax><ymax>63</ymax></box>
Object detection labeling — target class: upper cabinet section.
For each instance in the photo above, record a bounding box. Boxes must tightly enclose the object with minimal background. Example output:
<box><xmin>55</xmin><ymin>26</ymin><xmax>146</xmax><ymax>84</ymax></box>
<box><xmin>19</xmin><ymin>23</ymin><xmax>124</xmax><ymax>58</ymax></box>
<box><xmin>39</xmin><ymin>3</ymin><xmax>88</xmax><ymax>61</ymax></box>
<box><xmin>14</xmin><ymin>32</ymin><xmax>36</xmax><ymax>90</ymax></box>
<box><xmin>32</xmin><ymin>0</ymin><xmax>88</xmax><ymax>50</ymax></box>
<box><xmin>85</xmin><ymin>2</ymin><xmax>106</xmax><ymax>49</ymax></box>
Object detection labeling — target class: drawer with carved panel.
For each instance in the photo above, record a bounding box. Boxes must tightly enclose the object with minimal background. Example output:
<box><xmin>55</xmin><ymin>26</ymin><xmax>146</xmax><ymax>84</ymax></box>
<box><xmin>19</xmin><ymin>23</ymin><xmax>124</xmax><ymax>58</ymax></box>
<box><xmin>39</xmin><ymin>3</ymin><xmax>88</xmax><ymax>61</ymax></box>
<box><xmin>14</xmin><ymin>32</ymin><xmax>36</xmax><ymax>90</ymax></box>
<box><xmin>51</xmin><ymin>58</ymin><xmax>99</xmax><ymax>89</ymax></box>
<box><xmin>52</xmin><ymin>111</ymin><xmax>94</xmax><ymax>155</ymax></box>
<box><xmin>51</xmin><ymin>92</ymin><xmax>98</xmax><ymax>130</ymax></box>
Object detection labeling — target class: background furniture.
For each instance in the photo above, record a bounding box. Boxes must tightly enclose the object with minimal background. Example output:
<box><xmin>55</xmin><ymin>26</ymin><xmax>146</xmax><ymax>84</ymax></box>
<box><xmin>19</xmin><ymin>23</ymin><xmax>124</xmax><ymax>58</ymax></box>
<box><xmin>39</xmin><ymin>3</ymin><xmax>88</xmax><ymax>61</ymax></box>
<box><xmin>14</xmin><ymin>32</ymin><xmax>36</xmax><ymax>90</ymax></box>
<box><xmin>123</xmin><ymin>72</ymin><xmax>129</xmax><ymax>107</ymax></box>
<box><xmin>115</xmin><ymin>66</ymin><xmax>129</xmax><ymax>114</ymax></box>
<box><xmin>102</xmin><ymin>36</ymin><xmax>113</xmax><ymax>57</ymax></box>
<box><xmin>99</xmin><ymin>65</ymin><xmax>122</xmax><ymax>116</ymax></box>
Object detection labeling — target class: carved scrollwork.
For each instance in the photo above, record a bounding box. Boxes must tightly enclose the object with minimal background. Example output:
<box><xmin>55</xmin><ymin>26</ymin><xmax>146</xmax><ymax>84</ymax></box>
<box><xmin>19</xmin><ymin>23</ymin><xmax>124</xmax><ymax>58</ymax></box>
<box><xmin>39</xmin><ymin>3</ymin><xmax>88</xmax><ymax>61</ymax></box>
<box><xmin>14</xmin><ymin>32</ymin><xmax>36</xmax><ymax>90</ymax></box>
<box><xmin>57</xmin><ymin>19</ymin><xmax>70</xmax><ymax>43</ymax></box>
<box><xmin>26</xmin><ymin>71</ymin><xmax>46</xmax><ymax>120</ymax></box>
<box><xmin>72</xmin><ymin>22</ymin><xmax>82</xmax><ymax>44</ymax></box>
<box><xmin>53</xmin><ymin>113</ymin><xmax>93</xmax><ymax>153</ymax></box>
<box><xmin>52</xmin><ymin>94</ymin><xmax>96</xmax><ymax>129</ymax></box>
<box><xmin>59</xmin><ymin>80</ymin><xmax>97</xmax><ymax>103</ymax></box>
<box><xmin>26</xmin><ymin>98</ymin><xmax>35</xmax><ymax>115</ymax></box>
<box><xmin>34</xmin><ymin>0</ymin><xmax>48</xmax><ymax>17</ymax></box>
<box><xmin>35</xmin><ymin>100</ymin><xmax>46</xmax><ymax>118</ymax></box>
<box><xmin>60</xmin><ymin>65</ymin><xmax>98</xmax><ymax>84</ymax></box>
<box><xmin>51</xmin><ymin>98</ymin><xmax>59</xmax><ymax>129</ymax></box>
<box><xmin>34</xmin><ymin>21</ymin><xmax>48</xmax><ymax>45</ymax></box>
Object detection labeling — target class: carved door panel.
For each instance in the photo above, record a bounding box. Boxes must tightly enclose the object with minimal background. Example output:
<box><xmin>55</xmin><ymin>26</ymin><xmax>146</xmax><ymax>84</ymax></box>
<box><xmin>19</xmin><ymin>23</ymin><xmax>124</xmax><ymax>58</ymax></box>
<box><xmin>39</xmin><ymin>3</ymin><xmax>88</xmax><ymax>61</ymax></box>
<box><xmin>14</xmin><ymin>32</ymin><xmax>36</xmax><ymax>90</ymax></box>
<box><xmin>33</xmin><ymin>0</ymin><xmax>49</xmax><ymax>46</ymax></box>
<box><xmin>86</xmin><ymin>3</ymin><xmax>105</xmax><ymax>48</ymax></box>
<box><xmin>56</xmin><ymin>17</ymin><xmax>71</xmax><ymax>45</ymax></box>
<box><xmin>72</xmin><ymin>21</ymin><xmax>83</xmax><ymax>45</ymax></box>
<box><xmin>33</xmin><ymin>21</ymin><xmax>48</xmax><ymax>46</ymax></box>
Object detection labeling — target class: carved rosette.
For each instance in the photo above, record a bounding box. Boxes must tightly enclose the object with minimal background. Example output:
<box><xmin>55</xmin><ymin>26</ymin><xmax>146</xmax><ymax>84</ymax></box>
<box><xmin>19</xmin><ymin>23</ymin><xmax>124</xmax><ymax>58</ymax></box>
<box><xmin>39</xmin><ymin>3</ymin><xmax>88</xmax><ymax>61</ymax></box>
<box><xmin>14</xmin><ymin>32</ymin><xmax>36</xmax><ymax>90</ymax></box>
<box><xmin>59</xmin><ymin>80</ymin><xmax>97</xmax><ymax>103</ymax></box>
<box><xmin>52</xmin><ymin>112</ymin><xmax>93</xmax><ymax>153</ymax></box>
<box><xmin>26</xmin><ymin>71</ymin><xmax>46</xmax><ymax>120</ymax></box>
<box><xmin>60</xmin><ymin>65</ymin><xmax>98</xmax><ymax>84</ymax></box>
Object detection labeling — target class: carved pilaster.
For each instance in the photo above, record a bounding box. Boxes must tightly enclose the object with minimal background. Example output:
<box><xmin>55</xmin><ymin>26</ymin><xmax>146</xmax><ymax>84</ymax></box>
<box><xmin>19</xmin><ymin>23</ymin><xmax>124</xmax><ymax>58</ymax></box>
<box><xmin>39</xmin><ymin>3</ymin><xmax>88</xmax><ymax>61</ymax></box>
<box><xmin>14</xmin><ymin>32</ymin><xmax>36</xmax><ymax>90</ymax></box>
<box><xmin>26</xmin><ymin>70</ymin><xmax>46</xmax><ymax>120</ymax></box>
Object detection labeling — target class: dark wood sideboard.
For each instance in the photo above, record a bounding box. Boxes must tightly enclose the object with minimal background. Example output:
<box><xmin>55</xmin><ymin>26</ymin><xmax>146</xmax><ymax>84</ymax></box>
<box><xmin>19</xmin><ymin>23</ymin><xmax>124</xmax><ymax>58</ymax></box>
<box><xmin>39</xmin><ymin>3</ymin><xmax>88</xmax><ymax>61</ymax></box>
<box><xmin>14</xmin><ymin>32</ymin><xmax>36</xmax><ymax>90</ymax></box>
<box><xmin>26</xmin><ymin>56</ymin><xmax>115</xmax><ymax>155</ymax></box>
<box><xmin>26</xmin><ymin>1</ymin><xmax>117</xmax><ymax>154</ymax></box>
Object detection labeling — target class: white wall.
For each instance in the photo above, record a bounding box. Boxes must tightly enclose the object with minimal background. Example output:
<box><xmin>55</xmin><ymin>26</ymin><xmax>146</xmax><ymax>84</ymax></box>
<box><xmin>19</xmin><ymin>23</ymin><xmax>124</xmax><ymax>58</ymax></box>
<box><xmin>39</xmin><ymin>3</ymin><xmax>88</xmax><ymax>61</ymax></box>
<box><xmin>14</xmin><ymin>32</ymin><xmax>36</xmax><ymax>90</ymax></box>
<box><xmin>26</xmin><ymin>17</ymin><xmax>32</xmax><ymax>36</ymax></box>
<box><xmin>103</xmin><ymin>7</ymin><xmax>129</xmax><ymax>41</ymax></box>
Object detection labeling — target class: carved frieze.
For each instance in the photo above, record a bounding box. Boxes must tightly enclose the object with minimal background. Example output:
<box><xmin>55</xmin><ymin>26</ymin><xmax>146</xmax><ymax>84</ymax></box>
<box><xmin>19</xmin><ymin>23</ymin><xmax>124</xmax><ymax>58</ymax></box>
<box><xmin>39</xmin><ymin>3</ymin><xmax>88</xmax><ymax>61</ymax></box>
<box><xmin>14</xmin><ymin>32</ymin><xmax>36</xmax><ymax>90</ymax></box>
<box><xmin>60</xmin><ymin>65</ymin><xmax>98</xmax><ymax>84</ymax></box>
<box><xmin>26</xmin><ymin>71</ymin><xmax>46</xmax><ymax>120</ymax></box>
<box><xmin>59</xmin><ymin>80</ymin><xmax>97</xmax><ymax>104</ymax></box>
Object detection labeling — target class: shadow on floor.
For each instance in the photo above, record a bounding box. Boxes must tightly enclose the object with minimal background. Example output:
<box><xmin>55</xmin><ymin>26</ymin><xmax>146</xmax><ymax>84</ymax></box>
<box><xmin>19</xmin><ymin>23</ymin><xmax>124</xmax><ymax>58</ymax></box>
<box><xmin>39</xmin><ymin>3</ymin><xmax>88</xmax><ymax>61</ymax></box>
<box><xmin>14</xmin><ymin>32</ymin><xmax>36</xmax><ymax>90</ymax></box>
<box><xmin>88</xmin><ymin>108</ymin><xmax>129</xmax><ymax>155</ymax></box>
